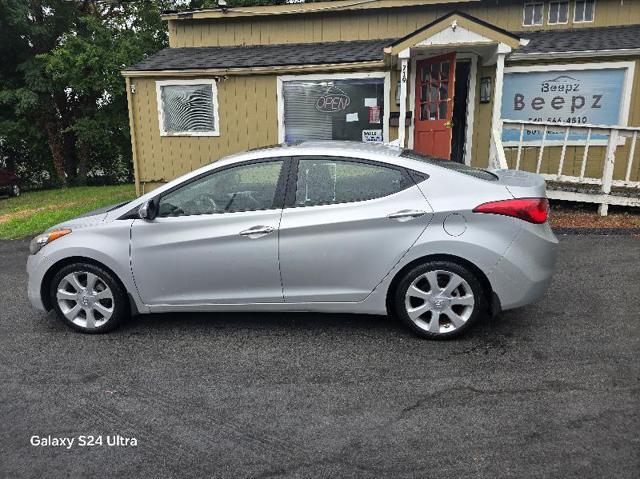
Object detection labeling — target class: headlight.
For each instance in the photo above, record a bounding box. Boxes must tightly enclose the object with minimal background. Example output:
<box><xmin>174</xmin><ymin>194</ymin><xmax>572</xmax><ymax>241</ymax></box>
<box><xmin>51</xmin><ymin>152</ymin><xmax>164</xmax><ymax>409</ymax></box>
<box><xmin>29</xmin><ymin>229</ymin><xmax>72</xmax><ymax>255</ymax></box>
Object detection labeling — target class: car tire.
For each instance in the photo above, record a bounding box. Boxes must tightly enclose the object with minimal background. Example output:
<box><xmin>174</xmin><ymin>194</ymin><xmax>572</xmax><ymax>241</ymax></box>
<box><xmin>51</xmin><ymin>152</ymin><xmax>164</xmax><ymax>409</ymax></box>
<box><xmin>50</xmin><ymin>263</ymin><xmax>128</xmax><ymax>334</ymax></box>
<box><xmin>394</xmin><ymin>261</ymin><xmax>485</xmax><ymax>339</ymax></box>
<box><xmin>10</xmin><ymin>184</ymin><xmax>20</xmax><ymax>197</ymax></box>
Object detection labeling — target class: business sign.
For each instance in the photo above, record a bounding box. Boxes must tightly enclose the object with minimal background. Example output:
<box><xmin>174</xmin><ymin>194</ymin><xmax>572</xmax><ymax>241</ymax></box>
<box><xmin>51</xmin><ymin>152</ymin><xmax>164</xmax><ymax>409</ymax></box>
<box><xmin>362</xmin><ymin>129</ymin><xmax>383</xmax><ymax>142</ymax></box>
<box><xmin>315</xmin><ymin>86</ymin><xmax>351</xmax><ymax>113</ymax></box>
<box><xmin>501</xmin><ymin>68</ymin><xmax>626</xmax><ymax>142</ymax></box>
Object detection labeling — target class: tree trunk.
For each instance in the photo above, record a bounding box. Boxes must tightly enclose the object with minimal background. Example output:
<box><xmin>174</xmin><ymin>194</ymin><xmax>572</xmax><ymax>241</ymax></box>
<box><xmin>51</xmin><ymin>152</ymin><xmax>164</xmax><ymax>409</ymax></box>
<box><xmin>44</xmin><ymin>121</ymin><xmax>67</xmax><ymax>187</ymax></box>
<box><xmin>63</xmin><ymin>130</ymin><xmax>79</xmax><ymax>184</ymax></box>
<box><xmin>76</xmin><ymin>140</ymin><xmax>90</xmax><ymax>185</ymax></box>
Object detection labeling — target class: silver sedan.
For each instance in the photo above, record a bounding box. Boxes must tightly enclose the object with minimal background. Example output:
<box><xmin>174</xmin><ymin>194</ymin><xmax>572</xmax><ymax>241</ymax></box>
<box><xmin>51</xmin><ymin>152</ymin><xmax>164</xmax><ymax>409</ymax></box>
<box><xmin>27</xmin><ymin>141</ymin><xmax>558</xmax><ymax>339</ymax></box>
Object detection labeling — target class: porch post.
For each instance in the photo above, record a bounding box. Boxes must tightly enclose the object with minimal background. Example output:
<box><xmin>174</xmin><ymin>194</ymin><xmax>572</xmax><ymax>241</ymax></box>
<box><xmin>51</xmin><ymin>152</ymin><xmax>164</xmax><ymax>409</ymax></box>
<box><xmin>398</xmin><ymin>49</ymin><xmax>410</xmax><ymax>148</ymax></box>
<box><xmin>489</xmin><ymin>45</ymin><xmax>509</xmax><ymax>167</ymax></box>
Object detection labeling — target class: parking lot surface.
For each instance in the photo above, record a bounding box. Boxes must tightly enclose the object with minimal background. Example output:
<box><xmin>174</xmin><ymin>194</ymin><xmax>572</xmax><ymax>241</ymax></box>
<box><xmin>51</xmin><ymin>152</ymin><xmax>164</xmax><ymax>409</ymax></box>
<box><xmin>1</xmin><ymin>235</ymin><xmax>638</xmax><ymax>478</ymax></box>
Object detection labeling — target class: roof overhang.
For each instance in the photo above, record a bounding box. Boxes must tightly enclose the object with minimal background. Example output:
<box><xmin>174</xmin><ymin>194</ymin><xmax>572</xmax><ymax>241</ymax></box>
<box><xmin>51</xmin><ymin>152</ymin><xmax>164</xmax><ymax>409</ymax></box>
<box><xmin>121</xmin><ymin>60</ymin><xmax>386</xmax><ymax>78</ymax></box>
<box><xmin>161</xmin><ymin>0</ymin><xmax>479</xmax><ymax>21</ymax></box>
<box><xmin>509</xmin><ymin>48</ymin><xmax>640</xmax><ymax>62</ymax></box>
<box><xmin>384</xmin><ymin>11</ymin><xmax>523</xmax><ymax>57</ymax></box>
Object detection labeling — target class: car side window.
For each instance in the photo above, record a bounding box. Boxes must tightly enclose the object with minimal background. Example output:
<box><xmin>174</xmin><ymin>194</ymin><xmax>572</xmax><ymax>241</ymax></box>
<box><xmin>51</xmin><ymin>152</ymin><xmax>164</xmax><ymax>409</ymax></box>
<box><xmin>158</xmin><ymin>160</ymin><xmax>283</xmax><ymax>217</ymax></box>
<box><xmin>294</xmin><ymin>158</ymin><xmax>409</xmax><ymax>207</ymax></box>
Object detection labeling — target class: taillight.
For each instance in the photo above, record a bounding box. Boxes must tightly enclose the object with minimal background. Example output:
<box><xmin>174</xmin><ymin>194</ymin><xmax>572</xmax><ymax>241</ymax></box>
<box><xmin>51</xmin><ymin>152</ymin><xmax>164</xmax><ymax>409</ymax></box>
<box><xmin>473</xmin><ymin>198</ymin><xmax>549</xmax><ymax>224</ymax></box>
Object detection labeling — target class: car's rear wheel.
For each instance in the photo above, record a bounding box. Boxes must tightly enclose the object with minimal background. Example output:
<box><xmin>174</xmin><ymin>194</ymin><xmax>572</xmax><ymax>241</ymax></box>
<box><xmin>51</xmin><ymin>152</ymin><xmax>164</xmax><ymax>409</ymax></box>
<box><xmin>50</xmin><ymin>263</ymin><xmax>127</xmax><ymax>333</ymax></box>
<box><xmin>10</xmin><ymin>184</ymin><xmax>20</xmax><ymax>197</ymax></box>
<box><xmin>394</xmin><ymin>261</ymin><xmax>485</xmax><ymax>339</ymax></box>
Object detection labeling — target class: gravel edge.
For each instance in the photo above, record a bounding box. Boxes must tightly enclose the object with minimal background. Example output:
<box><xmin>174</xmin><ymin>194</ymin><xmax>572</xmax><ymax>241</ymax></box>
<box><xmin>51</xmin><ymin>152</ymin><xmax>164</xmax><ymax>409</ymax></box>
<box><xmin>552</xmin><ymin>227</ymin><xmax>640</xmax><ymax>235</ymax></box>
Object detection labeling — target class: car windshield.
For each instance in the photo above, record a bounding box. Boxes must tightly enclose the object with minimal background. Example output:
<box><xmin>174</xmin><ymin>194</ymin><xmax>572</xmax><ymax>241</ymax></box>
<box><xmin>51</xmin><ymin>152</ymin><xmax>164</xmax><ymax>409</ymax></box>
<box><xmin>107</xmin><ymin>200</ymin><xmax>131</xmax><ymax>211</ymax></box>
<box><xmin>400</xmin><ymin>150</ymin><xmax>497</xmax><ymax>181</ymax></box>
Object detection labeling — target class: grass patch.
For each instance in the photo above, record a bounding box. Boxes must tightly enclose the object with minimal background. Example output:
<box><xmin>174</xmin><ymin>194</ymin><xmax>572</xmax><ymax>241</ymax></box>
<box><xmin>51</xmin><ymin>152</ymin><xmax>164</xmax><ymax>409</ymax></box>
<box><xmin>0</xmin><ymin>184</ymin><xmax>136</xmax><ymax>240</ymax></box>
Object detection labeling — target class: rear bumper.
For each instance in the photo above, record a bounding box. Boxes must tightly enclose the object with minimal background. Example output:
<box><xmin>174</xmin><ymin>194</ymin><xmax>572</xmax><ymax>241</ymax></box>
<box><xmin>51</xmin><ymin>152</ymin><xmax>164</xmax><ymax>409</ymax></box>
<box><xmin>488</xmin><ymin>222</ymin><xmax>558</xmax><ymax>311</ymax></box>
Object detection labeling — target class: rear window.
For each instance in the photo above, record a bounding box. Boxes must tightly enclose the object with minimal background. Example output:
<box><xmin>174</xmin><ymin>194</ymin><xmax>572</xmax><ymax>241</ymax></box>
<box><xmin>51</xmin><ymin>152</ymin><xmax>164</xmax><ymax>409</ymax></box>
<box><xmin>401</xmin><ymin>150</ymin><xmax>497</xmax><ymax>181</ymax></box>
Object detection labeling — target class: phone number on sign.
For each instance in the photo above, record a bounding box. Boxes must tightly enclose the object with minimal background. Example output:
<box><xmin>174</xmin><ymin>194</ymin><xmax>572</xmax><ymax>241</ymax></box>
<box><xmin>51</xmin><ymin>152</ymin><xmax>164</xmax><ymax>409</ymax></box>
<box><xmin>528</xmin><ymin>116</ymin><xmax>589</xmax><ymax>124</ymax></box>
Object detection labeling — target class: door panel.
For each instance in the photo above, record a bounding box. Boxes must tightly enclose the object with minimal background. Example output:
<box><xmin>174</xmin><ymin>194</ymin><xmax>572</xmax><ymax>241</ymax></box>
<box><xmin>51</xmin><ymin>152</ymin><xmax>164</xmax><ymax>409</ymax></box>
<box><xmin>414</xmin><ymin>53</ymin><xmax>456</xmax><ymax>159</ymax></box>
<box><xmin>280</xmin><ymin>186</ymin><xmax>432</xmax><ymax>302</ymax></box>
<box><xmin>131</xmin><ymin>210</ymin><xmax>283</xmax><ymax>305</ymax></box>
<box><xmin>279</xmin><ymin>158</ymin><xmax>433</xmax><ymax>302</ymax></box>
<box><xmin>130</xmin><ymin>159</ymin><xmax>286</xmax><ymax>306</ymax></box>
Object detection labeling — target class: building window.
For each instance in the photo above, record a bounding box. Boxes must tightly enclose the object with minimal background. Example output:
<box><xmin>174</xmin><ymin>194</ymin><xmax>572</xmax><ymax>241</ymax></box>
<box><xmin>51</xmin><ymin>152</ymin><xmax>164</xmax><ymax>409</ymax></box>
<box><xmin>523</xmin><ymin>2</ymin><xmax>544</xmax><ymax>26</ymax></box>
<box><xmin>548</xmin><ymin>1</ymin><xmax>569</xmax><ymax>24</ymax></box>
<box><xmin>278</xmin><ymin>73</ymin><xmax>388</xmax><ymax>144</ymax></box>
<box><xmin>156</xmin><ymin>80</ymin><xmax>220</xmax><ymax>136</ymax></box>
<box><xmin>574</xmin><ymin>0</ymin><xmax>595</xmax><ymax>23</ymax></box>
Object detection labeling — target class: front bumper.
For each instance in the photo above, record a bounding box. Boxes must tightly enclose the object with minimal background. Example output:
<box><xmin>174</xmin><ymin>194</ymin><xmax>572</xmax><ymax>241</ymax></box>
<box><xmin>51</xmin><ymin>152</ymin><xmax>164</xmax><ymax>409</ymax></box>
<box><xmin>26</xmin><ymin>253</ymin><xmax>48</xmax><ymax>311</ymax></box>
<box><xmin>488</xmin><ymin>222</ymin><xmax>559</xmax><ymax>311</ymax></box>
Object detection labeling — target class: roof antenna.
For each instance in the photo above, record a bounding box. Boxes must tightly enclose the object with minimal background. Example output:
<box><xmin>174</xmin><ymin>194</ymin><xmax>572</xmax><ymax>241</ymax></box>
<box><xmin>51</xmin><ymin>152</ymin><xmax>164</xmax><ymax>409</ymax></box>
<box><xmin>217</xmin><ymin>0</ymin><xmax>228</xmax><ymax>14</ymax></box>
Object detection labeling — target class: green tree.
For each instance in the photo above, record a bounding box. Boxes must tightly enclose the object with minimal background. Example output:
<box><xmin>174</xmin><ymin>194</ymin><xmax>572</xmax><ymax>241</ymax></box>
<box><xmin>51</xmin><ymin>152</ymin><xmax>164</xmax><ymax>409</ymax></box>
<box><xmin>0</xmin><ymin>0</ymin><xmax>170</xmax><ymax>187</ymax></box>
<box><xmin>0</xmin><ymin>0</ymin><xmax>332</xmax><ymax>188</ymax></box>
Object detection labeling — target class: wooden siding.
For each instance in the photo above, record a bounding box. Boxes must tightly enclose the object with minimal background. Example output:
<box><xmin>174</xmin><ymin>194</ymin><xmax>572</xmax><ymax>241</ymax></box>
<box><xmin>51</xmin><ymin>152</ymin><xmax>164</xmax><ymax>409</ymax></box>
<box><xmin>129</xmin><ymin>75</ymin><xmax>280</xmax><ymax>187</ymax></box>
<box><xmin>131</xmin><ymin>0</ymin><xmax>640</xmax><ymax>191</ymax></box>
<box><xmin>128</xmin><ymin>55</ymin><xmax>640</xmax><ymax>190</ymax></box>
<box><xmin>169</xmin><ymin>0</ymin><xmax>640</xmax><ymax>48</ymax></box>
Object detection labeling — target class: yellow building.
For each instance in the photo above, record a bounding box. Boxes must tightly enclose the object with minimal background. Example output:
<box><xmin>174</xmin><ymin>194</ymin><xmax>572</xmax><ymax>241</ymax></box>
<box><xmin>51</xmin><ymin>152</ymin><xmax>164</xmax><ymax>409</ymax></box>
<box><xmin>122</xmin><ymin>0</ymin><xmax>640</xmax><ymax>213</ymax></box>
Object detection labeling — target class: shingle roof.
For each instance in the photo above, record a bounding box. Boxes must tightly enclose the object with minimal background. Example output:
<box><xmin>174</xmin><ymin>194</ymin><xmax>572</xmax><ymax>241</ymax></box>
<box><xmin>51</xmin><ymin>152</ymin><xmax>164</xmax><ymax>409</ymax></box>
<box><xmin>126</xmin><ymin>38</ymin><xmax>393</xmax><ymax>72</ymax></box>
<box><xmin>125</xmin><ymin>24</ymin><xmax>640</xmax><ymax>73</ymax></box>
<box><xmin>517</xmin><ymin>24</ymin><xmax>640</xmax><ymax>55</ymax></box>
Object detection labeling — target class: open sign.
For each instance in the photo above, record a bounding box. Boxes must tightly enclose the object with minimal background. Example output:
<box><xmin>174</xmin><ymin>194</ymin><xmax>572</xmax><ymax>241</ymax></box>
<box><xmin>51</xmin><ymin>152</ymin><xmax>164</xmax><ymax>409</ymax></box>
<box><xmin>315</xmin><ymin>93</ymin><xmax>351</xmax><ymax>113</ymax></box>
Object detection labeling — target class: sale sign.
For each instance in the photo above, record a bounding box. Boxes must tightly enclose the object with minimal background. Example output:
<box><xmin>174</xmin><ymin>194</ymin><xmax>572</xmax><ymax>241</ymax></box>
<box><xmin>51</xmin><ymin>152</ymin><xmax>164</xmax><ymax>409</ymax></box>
<box><xmin>501</xmin><ymin>67</ymin><xmax>626</xmax><ymax>142</ymax></box>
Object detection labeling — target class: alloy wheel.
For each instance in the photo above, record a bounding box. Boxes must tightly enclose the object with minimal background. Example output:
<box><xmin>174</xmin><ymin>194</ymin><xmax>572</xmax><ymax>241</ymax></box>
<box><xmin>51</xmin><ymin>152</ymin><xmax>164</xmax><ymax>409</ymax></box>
<box><xmin>404</xmin><ymin>270</ymin><xmax>475</xmax><ymax>334</ymax></box>
<box><xmin>56</xmin><ymin>271</ymin><xmax>114</xmax><ymax>329</ymax></box>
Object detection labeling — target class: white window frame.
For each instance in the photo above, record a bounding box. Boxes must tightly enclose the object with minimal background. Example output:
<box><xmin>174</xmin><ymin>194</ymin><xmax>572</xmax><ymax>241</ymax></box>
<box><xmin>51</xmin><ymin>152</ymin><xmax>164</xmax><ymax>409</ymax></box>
<box><xmin>522</xmin><ymin>2</ymin><xmax>544</xmax><ymax>27</ymax></box>
<box><xmin>155</xmin><ymin>79</ymin><xmax>220</xmax><ymax>137</ymax></box>
<box><xmin>573</xmin><ymin>0</ymin><xmax>595</xmax><ymax>23</ymax></box>
<box><xmin>276</xmin><ymin>71</ymin><xmax>391</xmax><ymax>144</ymax></box>
<box><xmin>502</xmin><ymin>61</ymin><xmax>635</xmax><ymax>147</ymax></box>
<box><xmin>548</xmin><ymin>0</ymin><xmax>569</xmax><ymax>25</ymax></box>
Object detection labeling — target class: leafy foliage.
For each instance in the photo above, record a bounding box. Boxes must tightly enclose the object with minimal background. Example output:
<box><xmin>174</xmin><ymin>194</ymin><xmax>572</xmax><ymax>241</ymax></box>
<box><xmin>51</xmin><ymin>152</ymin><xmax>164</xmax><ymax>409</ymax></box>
<box><xmin>0</xmin><ymin>0</ymin><xmax>335</xmax><ymax>189</ymax></box>
<box><xmin>0</xmin><ymin>0</ymin><xmax>170</xmax><ymax>188</ymax></box>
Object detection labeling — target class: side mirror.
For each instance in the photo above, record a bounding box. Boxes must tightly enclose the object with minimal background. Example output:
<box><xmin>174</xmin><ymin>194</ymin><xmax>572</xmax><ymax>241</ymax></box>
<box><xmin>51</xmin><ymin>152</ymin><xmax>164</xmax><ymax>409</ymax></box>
<box><xmin>138</xmin><ymin>200</ymin><xmax>157</xmax><ymax>221</ymax></box>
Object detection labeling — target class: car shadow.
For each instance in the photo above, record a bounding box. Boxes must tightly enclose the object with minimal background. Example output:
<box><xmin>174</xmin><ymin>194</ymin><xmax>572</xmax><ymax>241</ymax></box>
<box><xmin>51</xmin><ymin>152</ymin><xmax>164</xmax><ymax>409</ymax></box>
<box><xmin>110</xmin><ymin>306</ymin><xmax>534</xmax><ymax>343</ymax></box>
<box><xmin>122</xmin><ymin>310</ymin><xmax>403</xmax><ymax>335</ymax></box>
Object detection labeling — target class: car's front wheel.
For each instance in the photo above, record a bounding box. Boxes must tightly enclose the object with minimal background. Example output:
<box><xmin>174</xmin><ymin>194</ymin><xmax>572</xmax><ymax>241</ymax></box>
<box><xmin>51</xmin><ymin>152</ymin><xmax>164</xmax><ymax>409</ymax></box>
<box><xmin>50</xmin><ymin>263</ymin><xmax>127</xmax><ymax>333</ymax></box>
<box><xmin>10</xmin><ymin>184</ymin><xmax>20</xmax><ymax>197</ymax></box>
<box><xmin>394</xmin><ymin>261</ymin><xmax>485</xmax><ymax>339</ymax></box>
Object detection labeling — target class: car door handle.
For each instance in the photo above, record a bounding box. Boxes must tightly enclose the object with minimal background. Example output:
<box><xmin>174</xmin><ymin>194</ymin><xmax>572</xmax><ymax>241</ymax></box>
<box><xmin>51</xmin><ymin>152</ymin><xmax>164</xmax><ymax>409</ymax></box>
<box><xmin>239</xmin><ymin>225</ymin><xmax>276</xmax><ymax>237</ymax></box>
<box><xmin>387</xmin><ymin>209</ymin><xmax>427</xmax><ymax>221</ymax></box>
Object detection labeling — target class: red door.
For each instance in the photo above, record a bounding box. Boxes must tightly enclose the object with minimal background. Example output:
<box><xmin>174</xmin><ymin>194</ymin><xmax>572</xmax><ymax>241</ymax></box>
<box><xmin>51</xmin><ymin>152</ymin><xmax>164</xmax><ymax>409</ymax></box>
<box><xmin>414</xmin><ymin>53</ymin><xmax>456</xmax><ymax>159</ymax></box>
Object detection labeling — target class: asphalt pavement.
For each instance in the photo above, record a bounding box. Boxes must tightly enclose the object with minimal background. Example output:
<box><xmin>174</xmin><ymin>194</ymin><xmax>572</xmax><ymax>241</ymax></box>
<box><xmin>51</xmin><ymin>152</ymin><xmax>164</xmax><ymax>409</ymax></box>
<box><xmin>0</xmin><ymin>235</ymin><xmax>638</xmax><ymax>478</ymax></box>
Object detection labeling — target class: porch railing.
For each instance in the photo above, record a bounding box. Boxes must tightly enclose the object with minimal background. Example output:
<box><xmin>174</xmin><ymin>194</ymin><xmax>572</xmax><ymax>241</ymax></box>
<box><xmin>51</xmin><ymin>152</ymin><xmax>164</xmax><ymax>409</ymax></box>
<box><xmin>490</xmin><ymin>119</ymin><xmax>640</xmax><ymax>215</ymax></box>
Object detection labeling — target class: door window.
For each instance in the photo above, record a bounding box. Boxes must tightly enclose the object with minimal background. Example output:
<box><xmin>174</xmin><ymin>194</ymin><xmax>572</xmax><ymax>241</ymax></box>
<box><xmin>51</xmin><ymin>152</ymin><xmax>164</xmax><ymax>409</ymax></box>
<box><xmin>418</xmin><ymin>59</ymin><xmax>452</xmax><ymax>121</ymax></box>
<box><xmin>158</xmin><ymin>160</ymin><xmax>284</xmax><ymax>217</ymax></box>
<box><xmin>294</xmin><ymin>158</ymin><xmax>410</xmax><ymax>207</ymax></box>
